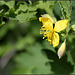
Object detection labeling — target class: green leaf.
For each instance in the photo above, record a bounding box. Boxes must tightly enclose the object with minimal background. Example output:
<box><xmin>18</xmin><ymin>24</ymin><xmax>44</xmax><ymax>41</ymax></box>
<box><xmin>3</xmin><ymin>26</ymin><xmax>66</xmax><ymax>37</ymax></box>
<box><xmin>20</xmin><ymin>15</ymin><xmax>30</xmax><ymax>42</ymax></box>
<box><xmin>15</xmin><ymin>4</ymin><xmax>28</xmax><ymax>14</ymax></box>
<box><xmin>29</xmin><ymin>19</ymin><xmax>41</xmax><ymax>37</ymax></box>
<box><xmin>0</xmin><ymin>1</ymin><xmax>5</xmax><ymax>6</ymax></box>
<box><xmin>0</xmin><ymin>21</ymin><xmax>5</xmax><ymax>26</ymax></box>
<box><xmin>16</xmin><ymin>35</ymin><xmax>35</xmax><ymax>50</ymax></box>
<box><xmin>0</xmin><ymin>43</ymin><xmax>13</xmax><ymax>57</ymax></box>
<box><xmin>45</xmin><ymin>49</ymin><xmax>74</xmax><ymax>74</ymax></box>
<box><xmin>12</xmin><ymin>43</ymin><xmax>52</xmax><ymax>74</ymax></box>
<box><xmin>4</xmin><ymin>8</ymin><xmax>17</xmax><ymax>21</ymax></box>
<box><xmin>42</xmin><ymin>40</ymin><xmax>55</xmax><ymax>53</ymax></box>
<box><xmin>0</xmin><ymin>24</ymin><xmax>8</xmax><ymax>39</ymax></box>
<box><xmin>35</xmin><ymin>1</ymin><xmax>56</xmax><ymax>16</ymax></box>
<box><xmin>15</xmin><ymin>4</ymin><xmax>36</xmax><ymax>14</ymax></box>
<box><xmin>59</xmin><ymin>1</ymin><xmax>72</xmax><ymax>20</ymax></box>
<box><xmin>16</xmin><ymin>12</ymin><xmax>37</xmax><ymax>23</ymax></box>
<box><xmin>67</xmin><ymin>35</ymin><xmax>75</xmax><ymax>64</ymax></box>
<box><xmin>72</xmin><ymin>1</ymin><xmax>75</xmax><ymax>7</ymax></box>
<box><xmin>71</xmin><ymin>2</ymin><xmax>75</xmax><ymax>25</ymax></box>
<box><xmin>53</xmin><ymin>2</ymin><xmax>62</xmax><ymax>18</ymax></box>
<box><xmin>4</xmin><ymin>1</ymin><xmax>15</xmax><ymax>9</ymax></box>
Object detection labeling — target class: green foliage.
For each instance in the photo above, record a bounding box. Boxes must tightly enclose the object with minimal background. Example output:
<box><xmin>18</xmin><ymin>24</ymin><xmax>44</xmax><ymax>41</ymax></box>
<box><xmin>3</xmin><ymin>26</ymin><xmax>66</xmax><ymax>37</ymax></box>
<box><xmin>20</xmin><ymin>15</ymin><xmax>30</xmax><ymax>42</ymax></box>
<box><xmin>58</xmin><ymin>1</ymin><xmax>72</xmax><ymax>20</ymax></box>
<box><xmin>0</xmin><ymin>1</ymin><xmax>56</xmax><ymax>24</ymax></box>
<box><xmin>71</xmin><ymin>1</ymin><xmax>75</xmax><ymax>24</ymax></box>
<box><xmin>16</xmin><ymin>12</ymin><xmax>37</xmax><ymax>23</ymax></box>
<box><xmin>0</xmin><ymin>0</ymin><xmax>75</xmax><ymax>74</ymax></box>
<box><xmin>11</xmin><ymin>43</ymin><xmax>51</xmax><ymax>74</ymax></box>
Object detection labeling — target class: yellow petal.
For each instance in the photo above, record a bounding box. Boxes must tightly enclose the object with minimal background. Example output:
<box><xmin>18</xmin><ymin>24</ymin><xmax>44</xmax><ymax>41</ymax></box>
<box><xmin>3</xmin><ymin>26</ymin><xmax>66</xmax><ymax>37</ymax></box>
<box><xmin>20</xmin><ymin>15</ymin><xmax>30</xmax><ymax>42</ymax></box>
<box><xmin>57</xmin><ymin>41</ymin><xmax>66</xmax><ymax>59</ymax></box>
<box><xmin>52</xmin><ymin>32</ymin><xmax>59</xmax><ymax>47</ymax></box>
<box><xmin>39</xmin><ymin>17</ymin><xmax>49</xmax><ymax>24</ymax></box>
<box><xmin>39</xmin><ymin>17</ymin><xmax>53</xmax><ymax>32</ymax></box>
<box><xmin>46</xmin><ymin>32</ymin><xmax>53</xmax><ymax>44</ymax></box>
<box><xmin>43</xmin><ymin>20</ymin><xmax>53</xmax><ymax>31</ymax></box>
<box><xmin>54</xmin><ymin>20</ymin><xmax>69</xmax><ymax>32</ymax></box>
<box><xmin>41</xmin><ymin>14</ymin><xmax>54</xmax><ymax>23</ymax></box>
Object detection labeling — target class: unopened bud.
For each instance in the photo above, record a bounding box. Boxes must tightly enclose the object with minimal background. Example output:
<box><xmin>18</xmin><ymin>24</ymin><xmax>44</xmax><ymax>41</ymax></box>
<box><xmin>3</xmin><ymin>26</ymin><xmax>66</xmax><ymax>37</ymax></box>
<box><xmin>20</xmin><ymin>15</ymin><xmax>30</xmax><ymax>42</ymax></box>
<box><xmin>57</xmin><ymin>41</ymin><xmax>66</xmax><ymax>59</ymax></box>
<box><xmin>71</xmin><ymin>24</ymin><xmax>75</xmax><ymax>31</ymax></box>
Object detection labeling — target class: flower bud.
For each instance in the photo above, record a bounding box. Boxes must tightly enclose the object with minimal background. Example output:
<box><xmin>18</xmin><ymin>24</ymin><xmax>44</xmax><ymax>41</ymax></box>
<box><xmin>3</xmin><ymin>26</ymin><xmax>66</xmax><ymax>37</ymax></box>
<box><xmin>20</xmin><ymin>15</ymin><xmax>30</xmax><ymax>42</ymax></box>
<box><xmin>71</xmin><ymin>24</ymin><xmax>75</xmax><ymax>31</ymax></box>
<box><xmin>57</xmin><ymin>41</ymin><xmax>66</xmax><ymax>59</ymax></box>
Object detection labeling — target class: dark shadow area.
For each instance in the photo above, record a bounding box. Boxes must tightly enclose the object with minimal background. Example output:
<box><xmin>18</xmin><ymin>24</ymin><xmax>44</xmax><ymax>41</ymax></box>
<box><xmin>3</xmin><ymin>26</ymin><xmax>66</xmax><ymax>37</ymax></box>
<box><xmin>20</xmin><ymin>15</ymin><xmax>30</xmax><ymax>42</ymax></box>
<box><xmin>44</xmin><ymin>49</ymin><xmax>74</xmax><ymax>74</ymax></box>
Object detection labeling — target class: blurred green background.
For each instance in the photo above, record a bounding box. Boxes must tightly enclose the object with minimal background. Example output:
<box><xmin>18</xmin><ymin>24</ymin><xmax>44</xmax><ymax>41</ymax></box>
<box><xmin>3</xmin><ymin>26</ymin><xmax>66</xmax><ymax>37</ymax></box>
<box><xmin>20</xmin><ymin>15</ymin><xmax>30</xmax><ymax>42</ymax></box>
<box><xmin>0</xmin><ymin>1</ymin><xmax>75</xmax><ymax>74</ymax></box>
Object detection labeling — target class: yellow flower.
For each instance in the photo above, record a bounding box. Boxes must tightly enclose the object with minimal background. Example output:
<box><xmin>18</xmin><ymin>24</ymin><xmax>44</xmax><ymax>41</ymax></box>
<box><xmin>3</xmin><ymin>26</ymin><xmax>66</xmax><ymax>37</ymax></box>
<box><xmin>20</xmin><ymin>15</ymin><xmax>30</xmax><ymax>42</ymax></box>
<box><xmin>39</xmin><ymin>14</ymin><xmax>69</xmax><ymax>47</ymax></box>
